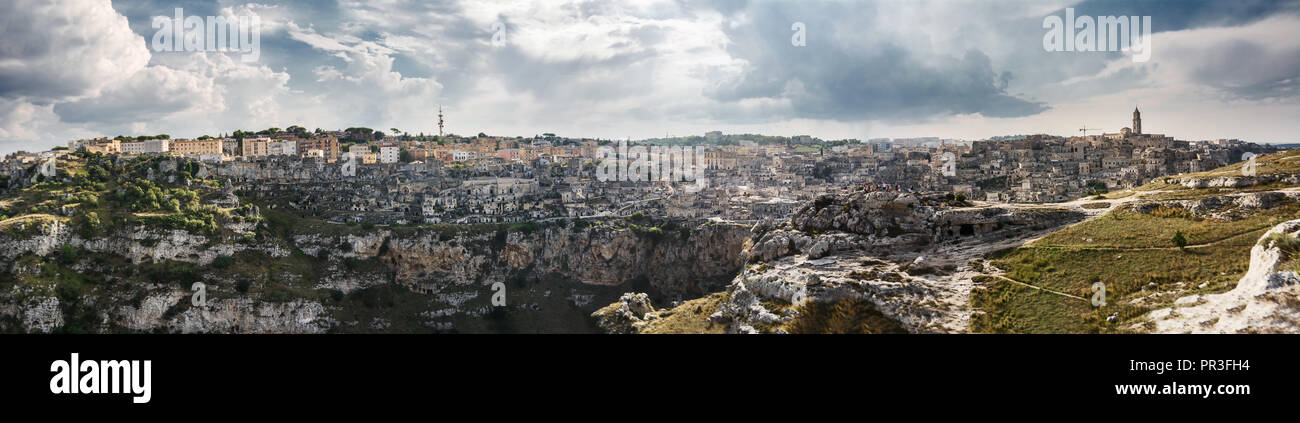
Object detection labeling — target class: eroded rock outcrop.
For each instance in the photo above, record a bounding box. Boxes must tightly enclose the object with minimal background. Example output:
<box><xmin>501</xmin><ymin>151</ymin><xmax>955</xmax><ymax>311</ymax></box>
<box><xmin>591</xmin><ymin>292</ymin><xmax>656</xmax><ymax>334</ymax></box>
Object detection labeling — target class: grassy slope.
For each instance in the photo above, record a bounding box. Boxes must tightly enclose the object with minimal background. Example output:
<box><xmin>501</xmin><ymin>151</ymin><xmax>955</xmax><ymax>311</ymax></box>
<box><xmin>1173</xmin><ymin>148</ymin><xmax>1300</xmax><ymax>179</ymax></box>
<box><xmin>974</xmin><ymin>148</ymin><xmax>1300</xmax><ymax>333</ymax></box>
<box><xmin>1035</xmin><ymin>204</ymin><xmax>1298</xmax><ymax>249</ymax></box>
<box><xmin>636</xmin><ymin>292</ymin><xmax>728</xmax><ymax>334</ymax></box>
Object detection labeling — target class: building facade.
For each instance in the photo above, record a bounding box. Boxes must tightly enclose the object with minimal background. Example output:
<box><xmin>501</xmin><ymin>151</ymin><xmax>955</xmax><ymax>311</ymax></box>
<box><xmin>121</xmin><ymin>139</ymin><xmax>170</xmax><ymax>155</ymax></box>
<box><xmin>379</xmin><ymin>144</ymin><xmax>400</xmax><ymax>164</ymax></box>
<box><xmin>172</xmin><ymin>139</ymin><xmax>223</xmax><ymax>157</ymax></box>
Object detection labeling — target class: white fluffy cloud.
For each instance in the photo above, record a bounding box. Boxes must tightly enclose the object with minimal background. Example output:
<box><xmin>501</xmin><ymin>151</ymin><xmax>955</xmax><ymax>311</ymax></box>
<box><xmin>0</xmin><ymin>0</ymin><xmax>150</xmax><ymax>103</ymax></box>
<box><xmin>0</xmin><ymin>0</ymin><xmax>297</xmax><ymax>149</ymax></box>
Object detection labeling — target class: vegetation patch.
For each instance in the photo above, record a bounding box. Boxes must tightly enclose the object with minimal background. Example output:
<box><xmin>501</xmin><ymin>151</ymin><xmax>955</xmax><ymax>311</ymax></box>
<box><xmin>1034</xmin><ymin>203</ymin><xmax>1297</xmax><ymax>249</ymax></box>
<box><xmin>970</xmin><ymin>276</ymin><xmax>1103</xmax><ymax>334</ymax></box>
<box><xmin>782</xmin><ymin>297</ymin><xmax>907</xmax><ymax>334</ymax></box>
<box><xmin>637</xmin><ymin>292</ymin><xmax>727</xmax><ymax>334</ymax></box>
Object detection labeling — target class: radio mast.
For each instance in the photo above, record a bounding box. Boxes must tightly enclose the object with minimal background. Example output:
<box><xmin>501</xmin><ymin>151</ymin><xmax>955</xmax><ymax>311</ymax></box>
<box><xmin>437</xmin><ymin>105</ymin><xmax>445</xmax><ymax>137</ymax></box>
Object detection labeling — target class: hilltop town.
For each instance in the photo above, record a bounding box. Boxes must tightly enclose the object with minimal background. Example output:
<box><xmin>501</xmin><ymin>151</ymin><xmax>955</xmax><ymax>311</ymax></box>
<box><xmin>1</xmin><ymin>108</ymin><xmax>1278</xmax><ymax>227</ymax></box>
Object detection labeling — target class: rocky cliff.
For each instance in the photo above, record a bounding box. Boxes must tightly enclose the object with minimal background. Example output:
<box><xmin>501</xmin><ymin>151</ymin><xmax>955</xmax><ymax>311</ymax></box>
<box><xmin>0</xmin><ymin>216</ymin><xmax>749</xmax><ymax>333</ymax></box>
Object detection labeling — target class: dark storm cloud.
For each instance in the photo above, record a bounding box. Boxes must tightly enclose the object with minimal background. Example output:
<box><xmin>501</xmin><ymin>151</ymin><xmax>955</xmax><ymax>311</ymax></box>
<box><xmin>0</xmin><ymin>2</ymin><xmax>100</xmax><ymax>101</ymax></box>
<box><xmin>704</xmin><ymin>2</ymin><xmax>1048</xmax><ymax>122</ymax></box>
<box><xmin>1066</xmin><ymin>0</ymin><xmax>1300</xmax><ymax>32</ymax></box>
<box><xmin>1182</xmin><ymin>37</ymin><xmax>1300</xmax><ymax>101</ymax></box>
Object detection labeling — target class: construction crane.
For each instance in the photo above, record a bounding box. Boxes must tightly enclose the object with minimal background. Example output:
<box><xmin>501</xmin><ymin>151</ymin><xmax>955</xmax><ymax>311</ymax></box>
<box><xmin>1078</xmin><ymin>125</ymin><xmax>1099</xmax><ymax>136</ymax></box>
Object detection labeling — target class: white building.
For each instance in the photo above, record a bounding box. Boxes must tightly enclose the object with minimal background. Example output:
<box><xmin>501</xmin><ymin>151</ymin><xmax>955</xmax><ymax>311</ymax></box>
<box><xmin>451</xmin><ymin>150</ymin><xmax>476</xmax><ymax>162</ymax></box>
<box><xmin>269</xmin><ymin>140</ymin><xmax>297</xmax><ymax>156</ymax></box>
<box><xmin>379</xmin><ymin>143</ymin><xmax>400</xmax><ymax>164</ymax></box>
<box><xmin>121</xmin><ymin>139</ymin><xmax>170</xmax><ymax>155</ymax></box>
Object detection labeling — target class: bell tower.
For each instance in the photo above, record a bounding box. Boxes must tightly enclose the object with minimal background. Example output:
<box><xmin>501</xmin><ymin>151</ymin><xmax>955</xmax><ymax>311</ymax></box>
<box><xmin>1132</xmin><ymin>107</ymin><xmax>1141</xmax><ymax>135</ymax></box>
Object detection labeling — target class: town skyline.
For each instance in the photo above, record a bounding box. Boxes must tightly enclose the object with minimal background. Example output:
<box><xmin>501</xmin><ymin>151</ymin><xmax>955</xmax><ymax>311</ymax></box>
<box><xmin>12</xmin><ymin>102</ymin><xmax>1287</xmax><ymax>156</ymax></box>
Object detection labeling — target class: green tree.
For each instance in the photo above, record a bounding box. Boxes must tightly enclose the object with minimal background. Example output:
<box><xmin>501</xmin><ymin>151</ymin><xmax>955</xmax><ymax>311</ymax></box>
<box><xmin>58</xmin><ymin>244</ymin><xmax>79</xmax><ymax>265</ymax></box>
<box><xmin>1172</xmin><ymin>231</ymin><xmax>1188</xmax><ymax>250</ymax></box>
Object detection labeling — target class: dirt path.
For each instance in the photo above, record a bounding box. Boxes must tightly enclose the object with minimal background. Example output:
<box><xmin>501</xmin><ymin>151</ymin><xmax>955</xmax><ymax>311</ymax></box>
<box><xmin>982</xmin><ymin>273</ymin><xmax>1089</xmax><ymax>302</ymax></box>
<box><xmin>1030</xmin><ymin>227</ymin><xmax>1264</xmax><ymax>251</ymax></box>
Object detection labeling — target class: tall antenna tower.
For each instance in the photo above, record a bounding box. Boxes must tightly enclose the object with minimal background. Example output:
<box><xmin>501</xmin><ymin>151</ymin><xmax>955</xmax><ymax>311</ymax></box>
<box><xmin>437</xmin><ymin>105</ymin><xmax>445</xmax><ymax>137</ymax></box>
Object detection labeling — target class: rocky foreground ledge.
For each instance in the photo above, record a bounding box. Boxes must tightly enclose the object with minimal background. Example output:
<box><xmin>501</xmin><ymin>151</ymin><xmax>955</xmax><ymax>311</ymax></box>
<box><xmin>596</xmin><ymin>191</ymin><xmax>1086</xmax><ymax>334</ymax></box>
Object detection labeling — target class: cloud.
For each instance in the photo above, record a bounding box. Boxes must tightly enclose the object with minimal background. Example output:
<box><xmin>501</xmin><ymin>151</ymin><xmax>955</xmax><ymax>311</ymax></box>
<box><xmin>53</xmin><ymin>65</ymin><xmax>218</xmax><ymax>124</ymax></box>
<box><xmin>0</xmin><ymin>0</ymin><xmax>300</xmax><ymax>147</ymax></box>
<box><xmin>0</xmin><ymin>0</ymin><xmax>151</xmax><ymax>103</ymax></box>
<box><xmin>1056</xmin><ymin>12</ymin><xmax>1300</xmax><ymax>102</ymax></box>
<box><xmin>1163</xmin><ymin>14</ymin><xmax>1300</xmax><ymax>101</ymax></box>
<box><xmin>703</xmin><ymin>1</ymin><xmax>1049</xmax><ymax>122</ymax></box>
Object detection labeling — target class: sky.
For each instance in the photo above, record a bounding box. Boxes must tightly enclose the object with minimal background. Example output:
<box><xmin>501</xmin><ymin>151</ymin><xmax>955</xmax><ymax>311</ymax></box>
<box><xmin>1</xmin><ymin>0</ymin><xmax>1298</xmax><ymax>154</ymax></box>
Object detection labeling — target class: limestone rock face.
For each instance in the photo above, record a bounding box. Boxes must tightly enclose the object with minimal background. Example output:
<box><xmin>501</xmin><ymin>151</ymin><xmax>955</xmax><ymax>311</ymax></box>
<box><xmin>117</xmin><ymin>291</ymin><xmax>330</xmax><ymax>333</ymax></box>
<box><xmin>21</xmin><ymin>296</ymin><xmax>63</xmax><ymax>333</ymax></box>
<box><xmin>0</xmin><ymin>216</ymin><xmax>748</xmax><ymax>333</ymax></box>
<box><xmin>0</xmin><ymin>220</ymin><xmax>289</xmax><ymax>267</ymax></box>
<box><xmin>743</xmin><ymin>191</ymin><xmax>1082</xmax><ymax>264</ymax></box>
<box><xmin>1147</xmin><ymin>219</ymin><xmax>1300</xmax><ymax>333</ymax></box>
<box><xmin>1172</xmin><ymin>173</ymin><xmax>1300</xmax><ymax>189</ymax></box>
<box><xmin>1130</xmin><ymin>191</ymin><xmax>1298</xmax><ymax>220</ymax></box>
<box><xmin>308</xmin><ymin>221</ymin><xmax>753</xmax><ymax>299</ymax></box>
